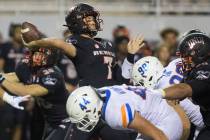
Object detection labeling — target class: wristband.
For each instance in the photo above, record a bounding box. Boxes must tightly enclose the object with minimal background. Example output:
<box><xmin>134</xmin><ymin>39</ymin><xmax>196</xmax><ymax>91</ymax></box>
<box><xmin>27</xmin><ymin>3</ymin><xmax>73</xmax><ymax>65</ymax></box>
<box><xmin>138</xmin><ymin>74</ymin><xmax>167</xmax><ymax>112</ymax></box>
<box><xmin>127</xmin><ymin>53</ymin><xmax>135</xmax><ymax>64</ymax></box>
<box><xmin>158</xmin><ymin>89</ymin><xmax>166</xmax><ymax>98</ymax></box>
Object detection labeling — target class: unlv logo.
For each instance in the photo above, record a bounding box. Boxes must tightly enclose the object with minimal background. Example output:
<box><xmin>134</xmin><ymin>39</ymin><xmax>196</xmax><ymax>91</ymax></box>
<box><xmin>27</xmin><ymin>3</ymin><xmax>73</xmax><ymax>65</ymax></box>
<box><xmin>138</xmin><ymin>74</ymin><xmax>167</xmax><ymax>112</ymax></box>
<box><xmin>187</xmin><ymin>37</ymin><xmax>204</xmax><ymax>49</ymax></box>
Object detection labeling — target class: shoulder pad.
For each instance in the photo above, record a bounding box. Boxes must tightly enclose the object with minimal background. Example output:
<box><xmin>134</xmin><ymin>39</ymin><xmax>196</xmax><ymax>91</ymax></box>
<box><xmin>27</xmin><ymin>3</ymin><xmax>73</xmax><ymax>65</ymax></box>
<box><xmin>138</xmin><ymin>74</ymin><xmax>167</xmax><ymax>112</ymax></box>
<box><xmin>66</xmin><ymin>35</ymin><xmax>78</xmax><ymax>45</ymax></box>
<box><xmin>94</xmin><ymin>38</ymin><xmax>113</xmax><ymax>48</ymax></box>
<box><xmin>41</xmin><ymin>74</ymin><xmax>58</xmax><ymax>86</ymax></box>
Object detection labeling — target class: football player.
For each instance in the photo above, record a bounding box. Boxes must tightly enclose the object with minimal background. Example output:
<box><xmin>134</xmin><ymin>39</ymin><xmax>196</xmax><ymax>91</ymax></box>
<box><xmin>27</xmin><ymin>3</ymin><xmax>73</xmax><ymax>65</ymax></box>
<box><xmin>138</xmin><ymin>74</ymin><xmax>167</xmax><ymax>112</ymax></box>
<box><xmin>144</xmin><ymin>30</ymin><xmax>210</xmax><ymax>140</ymax></box>
<box><xmin>23</xmin><ymin>3</ymin><xmax>144</xmax><ymax>88</ymax></box>
<box><xmin>132</xmin><ymin>56</ymin><xmax>204</xmax><ymax>139</ymax></box>
<box><xmin>22</xmin><ymin>3</ymin><xmax>144</xmax><ymax>140</ymax></box>
<box><xmin>66</xmin><ymin>85</ymin><xmax>183</xmax><ymax>140</ymax></box>
<box><xmin>0</xmin><ymin>47</ymin><xmax>70</xmax><ymax>140</ymax></box>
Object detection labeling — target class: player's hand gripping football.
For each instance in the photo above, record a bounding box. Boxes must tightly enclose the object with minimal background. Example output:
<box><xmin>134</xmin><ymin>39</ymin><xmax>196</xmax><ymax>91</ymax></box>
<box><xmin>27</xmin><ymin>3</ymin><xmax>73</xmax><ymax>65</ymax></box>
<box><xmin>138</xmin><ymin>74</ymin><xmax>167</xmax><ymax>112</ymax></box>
<box><xmin>21</xmin><ymin>22</ymin><xmax>43</xmax><ymax>48</ymax></box>
<box><xmin>22</xmin><ymin>39</ymin><xmax>38</xmax><ymax>48</ymax></box>
<box><xmin>127</xmin><ymin>35</ymin><xmax>145</xmax><ymax>54</ymax></box>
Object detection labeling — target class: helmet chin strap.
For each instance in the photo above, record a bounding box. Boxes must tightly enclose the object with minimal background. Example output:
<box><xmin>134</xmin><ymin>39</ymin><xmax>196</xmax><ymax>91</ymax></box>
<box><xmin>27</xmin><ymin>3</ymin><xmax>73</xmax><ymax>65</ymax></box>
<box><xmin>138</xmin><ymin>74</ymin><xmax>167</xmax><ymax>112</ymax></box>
<box><xmin>81</xmin><ymin>26</ymin><xmax>98</xmax><ymax>37</ymax></box>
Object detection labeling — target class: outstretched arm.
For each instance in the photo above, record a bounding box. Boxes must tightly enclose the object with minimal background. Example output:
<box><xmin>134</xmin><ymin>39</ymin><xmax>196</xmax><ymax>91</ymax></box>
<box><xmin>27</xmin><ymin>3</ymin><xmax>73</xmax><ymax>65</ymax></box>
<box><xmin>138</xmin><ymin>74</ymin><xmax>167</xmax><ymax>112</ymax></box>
<box><xmin>25</xmin><ymin>38</ymin><xmax>77</xmax><ymax>57</ymax></box>
<box><xmin>0</xmin><ymin>87</ymin><xmax>30</xmax><ymax>110</ymax></box>
<box><xmin>163</xmin><ymin>79</ymin><xmax>210</xmax><ymax>103</ymax></box>
<box><xmin>3</xmin><ymin>72</ymin><xmax>19</xmax><ymax>82</ymax></box>
<box><xmin>0</xmin><ymin>75</ymin><xmax>48</xmax><ymax>97</ymax></box>
<box><xmin>163</xmin><ymin>83</ymin><xmax>192</xmax><ymax>100</ymax></box>
<box><xmin>146</xmin><ymin>83</ymin><xmax>192</xmax><ymax>100</ymax></box>
<box><xmin>121</xmin><ymin>35</ymin><xmax>145</xmax><ymax>79</ymax></box>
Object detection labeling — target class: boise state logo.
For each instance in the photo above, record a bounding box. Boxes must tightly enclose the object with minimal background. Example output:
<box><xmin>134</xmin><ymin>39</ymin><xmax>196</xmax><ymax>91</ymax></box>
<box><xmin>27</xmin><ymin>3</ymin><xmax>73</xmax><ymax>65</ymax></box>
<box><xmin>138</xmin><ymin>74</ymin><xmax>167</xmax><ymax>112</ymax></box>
<box><xmin>79</xmin><ymin>98</ymin><xmax>90</xmax><ymax>111</ymax></box>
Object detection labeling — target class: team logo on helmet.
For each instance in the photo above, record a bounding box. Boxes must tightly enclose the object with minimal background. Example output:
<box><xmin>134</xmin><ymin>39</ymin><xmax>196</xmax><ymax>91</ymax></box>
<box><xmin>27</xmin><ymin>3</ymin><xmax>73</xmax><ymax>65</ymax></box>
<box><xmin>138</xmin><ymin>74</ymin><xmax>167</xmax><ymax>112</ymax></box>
<box><xmin>178</xmin><ymin>29</ymin><xmax>210</xmax><ymax>75</ymax></box>
<box><xmin>187</xmin><ymin>37</ymin><xmax>204</xmax><ymax>49</ymax></box>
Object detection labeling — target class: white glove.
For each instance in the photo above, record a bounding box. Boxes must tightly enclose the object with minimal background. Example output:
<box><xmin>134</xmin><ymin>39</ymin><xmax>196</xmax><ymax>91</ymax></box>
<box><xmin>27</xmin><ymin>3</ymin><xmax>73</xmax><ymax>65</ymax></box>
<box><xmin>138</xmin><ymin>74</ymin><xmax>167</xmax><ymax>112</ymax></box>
<box><xmin>3</xmin><ymin>92</ymin><xmax>31</xmax><ymax>110</ymax></box>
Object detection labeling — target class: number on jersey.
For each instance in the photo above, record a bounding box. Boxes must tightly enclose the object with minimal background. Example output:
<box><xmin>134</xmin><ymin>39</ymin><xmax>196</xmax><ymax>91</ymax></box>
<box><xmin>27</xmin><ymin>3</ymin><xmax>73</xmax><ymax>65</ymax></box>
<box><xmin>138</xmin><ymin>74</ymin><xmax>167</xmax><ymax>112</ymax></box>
<box><xmin>169</xmin><ymin>63</ymin><xmax>183</xmax><ymax>84</ymax></box>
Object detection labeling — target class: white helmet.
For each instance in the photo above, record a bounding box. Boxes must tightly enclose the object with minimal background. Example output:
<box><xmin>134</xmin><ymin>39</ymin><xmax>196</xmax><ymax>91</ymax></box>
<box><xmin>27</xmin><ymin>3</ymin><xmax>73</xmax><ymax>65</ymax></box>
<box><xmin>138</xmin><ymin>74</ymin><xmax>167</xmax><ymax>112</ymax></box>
<box><xmin>132</xmin><ymin>56</ymin><xmax>164</xmax><ymax>89</ymax></box>
<box><xmin>66</xmin><ymin>86</ymin><xmax>103</xmax><ymax>132</ymax></box>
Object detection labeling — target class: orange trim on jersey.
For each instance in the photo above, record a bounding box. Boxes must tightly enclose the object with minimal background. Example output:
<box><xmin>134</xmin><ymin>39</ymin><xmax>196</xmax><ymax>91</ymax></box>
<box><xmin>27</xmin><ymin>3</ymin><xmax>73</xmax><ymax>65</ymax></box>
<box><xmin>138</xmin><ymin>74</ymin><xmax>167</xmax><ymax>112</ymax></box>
<box><xmin>121</xmin><ymin>105</ymin><xmax>127</xmax><ymax>128</ymax></box>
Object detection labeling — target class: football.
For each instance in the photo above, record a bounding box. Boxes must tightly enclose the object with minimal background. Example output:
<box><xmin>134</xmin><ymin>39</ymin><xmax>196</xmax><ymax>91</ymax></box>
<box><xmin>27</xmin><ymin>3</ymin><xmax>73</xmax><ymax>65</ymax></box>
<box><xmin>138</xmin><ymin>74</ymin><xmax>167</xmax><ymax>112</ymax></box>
<box><xmin>21</xmin><ymin>22</ymin><xmax>42</xmax><ymax>43</ymax></box>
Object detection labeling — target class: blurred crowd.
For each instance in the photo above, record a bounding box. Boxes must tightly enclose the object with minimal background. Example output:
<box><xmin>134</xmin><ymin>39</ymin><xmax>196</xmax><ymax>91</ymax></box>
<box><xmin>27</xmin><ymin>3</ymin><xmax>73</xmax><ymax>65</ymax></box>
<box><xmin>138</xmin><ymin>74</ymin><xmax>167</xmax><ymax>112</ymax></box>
<box><xmin>112</xmin><ymin>25</ymin><xmax>179</xmax><ymax>67</ymax></box>
<box><xmin>0</xmin><ymin>23</ymin><xmax>180</xmax><ymax>140</ymax></box>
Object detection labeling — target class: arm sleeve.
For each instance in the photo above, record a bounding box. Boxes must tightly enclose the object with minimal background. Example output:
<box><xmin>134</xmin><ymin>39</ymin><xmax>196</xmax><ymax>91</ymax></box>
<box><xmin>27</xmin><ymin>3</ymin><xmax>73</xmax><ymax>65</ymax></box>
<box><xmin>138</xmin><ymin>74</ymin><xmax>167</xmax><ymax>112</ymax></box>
<box><xmin>119</xmin><ymin>103</ymin><xmax>135</xmax><ymax>128</ymax></box>
<box><xmin>121</xmin><ymin>58</ymin><xmax>133</xmax><ymax>79</ymax></box>
<box><xmin>112</xmin><ymin>64</ymin><xmax>130</xmax><ymax>84</ymax></box>
<box><xmin>109</xmin><ymin>103</ymin><xmax>135</xmax><ymax>129</ymax></box>
<box><xmin>180</xmin><ymin>98</ymin><xmax>205</xmax><ymax>128</ymax></box>
<box><xmin>65</xmin><ymin>35</ymin><xmax>84</xmax><ymax>60</ymax></box>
